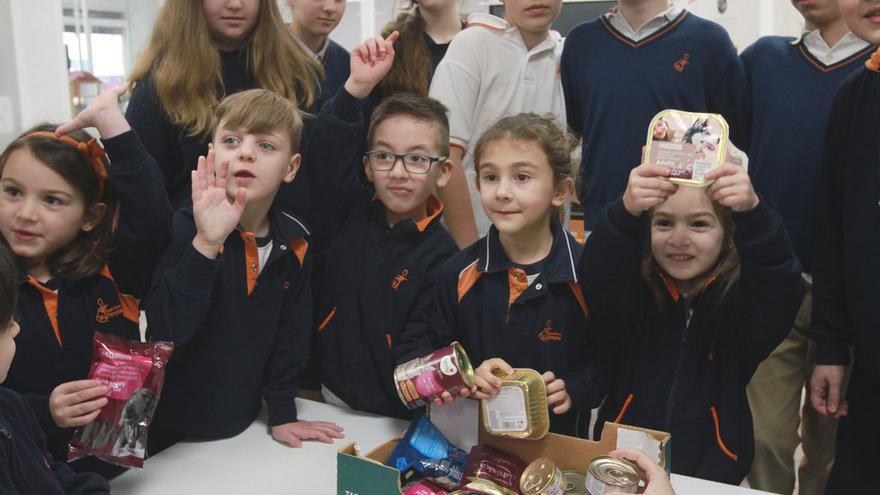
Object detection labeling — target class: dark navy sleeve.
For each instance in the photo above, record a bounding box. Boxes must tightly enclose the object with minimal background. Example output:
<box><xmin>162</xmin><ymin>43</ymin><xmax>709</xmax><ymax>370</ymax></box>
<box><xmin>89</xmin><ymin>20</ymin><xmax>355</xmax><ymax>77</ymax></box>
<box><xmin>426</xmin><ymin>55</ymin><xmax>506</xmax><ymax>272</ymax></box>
<box><xmin>578</xmin><ymin>198</ymin><xmax>648</xmax><ymax>319</ymax></box>
<box><xmin>560</xmin><ymin>28</ymin><xmax>583</xmax><ymax>136</ymax></box>
<box><xmin>144</xmin><ymin>209</ymin><xmax>222</xmax><ymax>345</ymax></box>
<box><xmin>263</xmin><ymin>244</ymin><xmax>314</xmax><ymax>426</ymax></box>
<box><xmin>397</xmin><ymin>259</ymin><xmax>462</xmax><ymax>364</ymax></box>
<box><xmin>808</xmin><ymin>89</ymin><xmax>853</xmax><ymax>366</ymax></box>
<box><xmin>707</xmin><ymin>42</ymin><xmax>751</xmax><ymax>152</ymax></box>
<box><xmin>304</xmin><ymin>86</ymin><xmax>367</xmax><ymax>250</ymax></box>
<box><xmin>125</xmin><ymin>75</ymin><xmax>185</xmax><ymax>201</ymax></box>
<box><xmin>104</xmin><ymin>129</ymin><xmax>173</xmax><ymax>298</ymax></box>
<box><xmin>561</xmin><ymin>341</ymin><xmax>610</xmax><ymax>412</ymax></box>
<box><xmin>730</xmin><ymin>201</ymin><xmax>805</xmax><ymax>369</ymax></box>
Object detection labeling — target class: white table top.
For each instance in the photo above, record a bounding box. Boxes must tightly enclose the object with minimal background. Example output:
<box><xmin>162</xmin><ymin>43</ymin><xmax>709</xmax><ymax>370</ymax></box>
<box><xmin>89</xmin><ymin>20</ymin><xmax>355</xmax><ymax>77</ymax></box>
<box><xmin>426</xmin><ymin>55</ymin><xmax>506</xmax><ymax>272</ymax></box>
<box><xmin>111</xmin><ymin>399</ymin><xmax>777</xmax><ymax>495</ymax></box>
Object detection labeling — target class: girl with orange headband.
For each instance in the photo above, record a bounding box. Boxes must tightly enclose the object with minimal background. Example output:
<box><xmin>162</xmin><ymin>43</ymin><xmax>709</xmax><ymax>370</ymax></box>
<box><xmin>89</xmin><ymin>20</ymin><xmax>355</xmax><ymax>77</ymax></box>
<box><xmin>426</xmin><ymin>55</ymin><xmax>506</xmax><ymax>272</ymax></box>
<box><xmin>0</xmin><ymin>84</ymin><xmax>172</xmax><ymax>478</ymax></box>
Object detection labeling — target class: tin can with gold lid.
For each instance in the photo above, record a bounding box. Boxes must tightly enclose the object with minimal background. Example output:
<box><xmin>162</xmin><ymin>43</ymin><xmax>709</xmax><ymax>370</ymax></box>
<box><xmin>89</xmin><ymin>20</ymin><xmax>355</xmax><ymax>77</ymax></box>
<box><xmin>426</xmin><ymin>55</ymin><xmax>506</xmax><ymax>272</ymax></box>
<box><xmin>644</xmin><ymin>109</ymin><xmax>730</xmax><ymax>186</ymax></box>
<box><xmin>520</xmin><ymin>457</ymin><xmax>565</xmax><ymax>495</ymax></box>
<box><xmin>585</xmin><ymin>456</ymin><xmax>640</xmax><ymax>495</ymax></box>
<box><xmin>394</xmin><ymin>342</ymin><xmax>475</xmax><ymax>409</ymax></box>
<box><xmin>562</xmin><ymin>470</ymin><xmax>587</xmax><ymax>494</ymax></box>
<box><xmin>481</xmin><ymin>368</ymin><xmax>549</xmax><ymax>440</ymax></box>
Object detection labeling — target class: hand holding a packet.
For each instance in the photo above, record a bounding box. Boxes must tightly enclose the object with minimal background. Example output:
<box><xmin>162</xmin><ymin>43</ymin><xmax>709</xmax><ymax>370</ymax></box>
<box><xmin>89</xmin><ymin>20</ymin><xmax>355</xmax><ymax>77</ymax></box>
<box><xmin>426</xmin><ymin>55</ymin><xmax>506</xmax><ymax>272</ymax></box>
<box><xmin>542</xmin><ymin>371</ymin><xmax>571</xmax><ymax>414</ymax></box>
<box><xmin>622</xmin><ymin>162</ymin><xmax>678</xmax><ymax>217</ymax></box>
<box><xmin>49</xmin><ymin>379</ymin><xmax>109</xmax><ymax>428</ymax></box>
<box><xmin>704</xmin><ymin>144</ymin><xmax>758</xmax><ymax>212</ymax></box>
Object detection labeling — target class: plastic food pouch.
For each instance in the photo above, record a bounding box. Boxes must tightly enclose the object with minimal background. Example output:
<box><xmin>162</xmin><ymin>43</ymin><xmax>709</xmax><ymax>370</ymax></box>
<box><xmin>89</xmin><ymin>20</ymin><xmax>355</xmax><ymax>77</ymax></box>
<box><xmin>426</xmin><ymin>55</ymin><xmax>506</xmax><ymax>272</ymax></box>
<box><xmin>68</xmin><ymin>332</ymin><xmax>174</xmax><ymax>468</ymax></box>
<box><xmin>460</xmin><ymin>445</ymin><xmax>527</xmax><ymax>495</ymax></box>
<box><xmin>387</xmin><ymin>413</ymin><xmax>468</xmax><ymax>489</ymax></box>
<box><xmin>403</xmin><ymin>479</ymin><xmax>451</xmax><ymax>495</ymax></box>
<box><xmin>645</xmin><ymin>109</ymin><xmax>730</xmax><ymax>186</ymax></box>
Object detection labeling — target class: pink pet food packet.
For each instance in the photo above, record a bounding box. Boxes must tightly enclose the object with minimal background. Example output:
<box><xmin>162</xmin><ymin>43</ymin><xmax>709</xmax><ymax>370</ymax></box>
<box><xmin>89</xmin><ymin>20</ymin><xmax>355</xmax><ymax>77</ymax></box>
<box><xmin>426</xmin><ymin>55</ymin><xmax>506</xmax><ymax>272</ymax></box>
<box><xmin>68</xmin><ymin>332</ymin><xmax>173</xmax><ymax>468</ymax></box>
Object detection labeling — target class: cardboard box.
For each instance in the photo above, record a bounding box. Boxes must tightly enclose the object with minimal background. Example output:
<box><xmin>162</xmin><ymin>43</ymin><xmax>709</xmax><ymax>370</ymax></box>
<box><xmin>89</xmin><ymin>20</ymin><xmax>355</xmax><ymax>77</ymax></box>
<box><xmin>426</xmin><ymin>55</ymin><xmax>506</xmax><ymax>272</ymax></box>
<box><xmin>337</xmin><ymin>419</ymin><xmax>671</xmax><ymax>495</ymax></box>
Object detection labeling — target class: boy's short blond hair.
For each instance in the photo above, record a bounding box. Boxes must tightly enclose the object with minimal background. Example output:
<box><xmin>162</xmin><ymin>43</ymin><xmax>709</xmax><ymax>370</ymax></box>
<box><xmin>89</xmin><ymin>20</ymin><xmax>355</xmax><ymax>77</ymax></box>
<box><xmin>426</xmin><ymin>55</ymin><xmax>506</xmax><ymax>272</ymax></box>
<box><xmin>212</xmin><ymin>89</ymin><xmax>303</xmax><ymax>151</ymax></box>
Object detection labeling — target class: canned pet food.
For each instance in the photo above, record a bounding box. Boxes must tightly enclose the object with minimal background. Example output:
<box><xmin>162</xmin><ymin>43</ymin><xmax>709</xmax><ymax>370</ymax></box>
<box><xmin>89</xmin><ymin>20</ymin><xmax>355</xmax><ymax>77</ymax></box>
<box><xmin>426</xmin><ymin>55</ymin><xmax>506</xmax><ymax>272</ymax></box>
<box><xmin>520</xmin><ymin>457</ymin><xmax>565</xmax><ymax>495</ymax></box>
<box><xmin>481</xmin><ymin>368</ymin><xmax>550</xmax><ymax>440</ymax></box>
<box><xmin>395</xmin><ymin>342</ymin><xmax>476</xmax><ymax>409</ymax></box>
<box><xmin>585</xmin><ymin>456</ymin><xmax>640</xmax><ymax>495</ymax></box>
<box><xmin>562</xmin><ymin>471</ymin><xmax>587</xmax><ymax>495</ymax></box>
<box><xmin>645</xmin><ymin>109</ymin><xmax>730</xmax><ymax>186</ymax></box>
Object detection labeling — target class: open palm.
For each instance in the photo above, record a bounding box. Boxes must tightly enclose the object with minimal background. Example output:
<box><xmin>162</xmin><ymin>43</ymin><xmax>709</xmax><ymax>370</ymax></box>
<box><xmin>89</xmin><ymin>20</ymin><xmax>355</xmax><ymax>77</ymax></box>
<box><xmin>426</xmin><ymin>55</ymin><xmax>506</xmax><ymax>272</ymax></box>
<box><xmin>192</xmin><ymin>149</ymin><xmax>246</xmax><ymax>251</ymax></box>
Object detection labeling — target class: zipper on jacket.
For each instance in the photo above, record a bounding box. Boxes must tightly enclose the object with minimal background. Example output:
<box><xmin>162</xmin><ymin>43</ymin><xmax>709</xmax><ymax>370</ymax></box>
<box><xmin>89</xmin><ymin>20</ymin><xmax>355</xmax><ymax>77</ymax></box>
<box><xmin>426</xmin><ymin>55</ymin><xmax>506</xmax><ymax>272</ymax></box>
<box><xmin>664</xmin><ymin>300</ymin><xmax>692</xmax><ymax>432</ymax></box>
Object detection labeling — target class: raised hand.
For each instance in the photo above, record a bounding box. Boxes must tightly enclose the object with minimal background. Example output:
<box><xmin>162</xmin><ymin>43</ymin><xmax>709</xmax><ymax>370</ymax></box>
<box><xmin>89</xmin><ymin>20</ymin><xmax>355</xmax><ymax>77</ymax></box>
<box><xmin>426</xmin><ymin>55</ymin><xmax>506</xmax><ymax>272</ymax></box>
<box><xmin>191</xmin><ymin>148</ymin><xmax>247</xmax><ymax>259</ymax></box>
<box><xmin>705</xmin><ymin>162</ymin><xmax>759</xmax><ymax>212</ymax></box>
<box><xmin>56</xmin><ymin>82</ymin><xmax>131</xmax><ymax>139</ymax></box>
<box><xmin>622</xmin><ymin>163</ymin><xmax>678</xmax><ymax>216</ymax></box>
<box><xmin>344</xmin><ymin>31</ymin><xmax>400</xmax><ymax>99</ymax></box>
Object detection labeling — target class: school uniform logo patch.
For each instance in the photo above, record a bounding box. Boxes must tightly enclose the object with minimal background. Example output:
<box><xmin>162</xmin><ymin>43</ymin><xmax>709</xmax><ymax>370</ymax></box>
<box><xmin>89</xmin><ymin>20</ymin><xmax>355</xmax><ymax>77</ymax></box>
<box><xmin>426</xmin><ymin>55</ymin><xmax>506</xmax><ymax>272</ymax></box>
<box><xmin>674</xmin><ymin>53</ymin><xmax>690</xmax><ymax>73</ymax></box>
<box><xmin>538</xmin><ymin>320</ymin><xmax>562</xmax><ymax>342</ymax></box>
<box><xmin>95</xmin><ymin>298</ymin><xmax>124</xmax><ymax>323</ymax></box>
<box><xmin>391</xmin><ymin>269</ymin><xmax>410</xmax><ymax>291</ymax></box>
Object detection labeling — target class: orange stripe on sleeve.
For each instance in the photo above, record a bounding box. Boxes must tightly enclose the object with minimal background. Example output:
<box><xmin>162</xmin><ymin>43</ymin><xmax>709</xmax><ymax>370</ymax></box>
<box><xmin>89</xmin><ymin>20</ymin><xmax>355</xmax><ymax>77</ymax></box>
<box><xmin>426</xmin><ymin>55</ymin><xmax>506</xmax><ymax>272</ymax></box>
<box><xmin>710</xmin><ymin>406</ymin><xmax>739</xmax><ymax>461</ymax></box>
<box><xmin>457</xmin><ymin>261</ymin><xmax>481</xmax><ymax>303</ymax></box>
<box><xmin>613</xmin><ymin>393</ymin><xmax>634</xmax><ymax>424</ymax></box>
<box><xmin>318</xmin><ymin>307</ymin><xmax>336</xmax><ymax>332</ymax></box>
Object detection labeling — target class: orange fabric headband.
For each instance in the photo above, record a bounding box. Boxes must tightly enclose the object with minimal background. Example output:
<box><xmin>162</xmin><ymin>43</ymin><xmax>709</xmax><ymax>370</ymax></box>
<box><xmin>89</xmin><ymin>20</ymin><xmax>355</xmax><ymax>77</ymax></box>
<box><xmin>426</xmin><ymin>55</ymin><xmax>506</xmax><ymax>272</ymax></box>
<box><xmin>25</xmin><ymin>131</ymin><xmax>108</xmax><ymax>197</ymax></box>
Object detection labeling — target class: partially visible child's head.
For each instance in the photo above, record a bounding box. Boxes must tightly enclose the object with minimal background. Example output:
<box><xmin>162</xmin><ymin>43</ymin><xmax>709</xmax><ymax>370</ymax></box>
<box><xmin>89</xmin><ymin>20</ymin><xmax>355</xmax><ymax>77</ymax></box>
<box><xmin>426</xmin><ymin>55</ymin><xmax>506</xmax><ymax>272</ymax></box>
<box><xmin>502</xmin><ymin>0</ymin><xmax>562</xmax><ymax>37</ymax></box>
<box><xmin>473</xmin><ymin>113</ymin><xmax>573</xmax><ymax>235</ymax></box>
<box><xmin>211</xmin><ymin>89</ymin><xmax>303</xmax><ymax>206</ymax></box>
<box><xmin>0</xmin><ymin>243</ymin><xmax>21</xmax><ymax>383</ymax></box>
<box><xmin>365</xmin><ymin>94</ymin><xmax>452</xmax><ymax>225</ymax></box>
<box><xmin>643</xmin><ymin>185</ymin><xmax>739</xmax><ymax>304</ymax></box>
<box><xmin>287</xmin><ymin>0</ymin><xmax>347</xmax><ymax>42</ymax></box>
<box><xmin>0</xmin><ymin>125</ymin><xmax>114</xmax><ymax>281</ymax></box>
<box><xmin>201</xmin><ymin>0</ymin><xmax>261</xmax><ymax>50</ymax></box>
<box><xmin>838</xmin><ymin>0</ymin><xmax>880</xmax><ymax>44</ymax></box>
<box><xmin>791</xmin><ymin>0</ymin><xmax>842</xmax><ymax>27</ymax></box>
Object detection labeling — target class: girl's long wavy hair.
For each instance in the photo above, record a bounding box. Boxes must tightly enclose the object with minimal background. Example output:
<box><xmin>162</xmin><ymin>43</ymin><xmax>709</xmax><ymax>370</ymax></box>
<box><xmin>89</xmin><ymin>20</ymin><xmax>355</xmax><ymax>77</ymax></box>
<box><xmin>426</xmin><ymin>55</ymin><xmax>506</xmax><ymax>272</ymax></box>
<box><xmin>0</xmin><ymin>124</ymin><xmax>117</xmax><ymax>281</ymax></box>
<box><xmin>129</xmin><ymin>0</ymin><xmax>320</xmax><ymax>138</ymax></box>
<box><xmin>379</xmin><ymin>4</ymin><xmax>435</xmax><ymax>97</ymax></box>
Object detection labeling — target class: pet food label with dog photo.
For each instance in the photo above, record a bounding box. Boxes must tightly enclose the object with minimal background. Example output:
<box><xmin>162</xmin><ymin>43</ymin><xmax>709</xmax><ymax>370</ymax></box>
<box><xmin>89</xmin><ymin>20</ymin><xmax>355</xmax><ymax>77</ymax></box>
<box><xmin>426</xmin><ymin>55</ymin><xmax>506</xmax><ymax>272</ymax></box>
<box><xmin>486</xmin><ymin>385</ymin><xmax>529</xmax><ymax>433</ymax></box>
<box><xmin>645</xmin><ymin>110</ymin><xmax>729</xmax><ymax>186</ymax></box>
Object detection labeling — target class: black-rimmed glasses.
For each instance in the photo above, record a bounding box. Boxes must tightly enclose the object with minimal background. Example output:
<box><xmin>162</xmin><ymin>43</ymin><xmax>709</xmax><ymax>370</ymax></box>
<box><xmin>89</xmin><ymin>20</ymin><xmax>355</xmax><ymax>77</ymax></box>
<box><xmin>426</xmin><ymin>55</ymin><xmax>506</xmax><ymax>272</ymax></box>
<box><xmin>364</xmin><ymin>150</ymin><xmax>446</xmax><ymax>175</ymax></box>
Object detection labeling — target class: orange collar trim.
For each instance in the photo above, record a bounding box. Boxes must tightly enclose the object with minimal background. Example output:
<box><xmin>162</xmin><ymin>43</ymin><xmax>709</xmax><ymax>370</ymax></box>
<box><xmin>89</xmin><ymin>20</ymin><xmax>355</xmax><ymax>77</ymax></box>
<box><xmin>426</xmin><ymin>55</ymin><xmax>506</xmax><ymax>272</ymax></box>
<box><xmin>867</xmin><ymin>47</ymin><xmax>880</xmax><ymax>73</ymax></box>
<box><xmin>415</xmin><ymin>195</ymin><xmax>444</xmax><ymax>233</ymax></box>
<box><xmin>659</xmin><ymin>272</ymin><xmax>719</xmax><ymax>302</ymax></box>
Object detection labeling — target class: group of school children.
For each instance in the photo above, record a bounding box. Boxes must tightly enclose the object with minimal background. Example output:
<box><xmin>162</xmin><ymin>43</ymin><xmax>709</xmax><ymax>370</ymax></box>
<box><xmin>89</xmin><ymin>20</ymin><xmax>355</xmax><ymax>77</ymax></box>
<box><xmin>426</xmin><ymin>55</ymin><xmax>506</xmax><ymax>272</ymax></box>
<box><xmin>0</xmin><ymin>0</ymin><xmax>877</xmax><ymax>494</ymax></box>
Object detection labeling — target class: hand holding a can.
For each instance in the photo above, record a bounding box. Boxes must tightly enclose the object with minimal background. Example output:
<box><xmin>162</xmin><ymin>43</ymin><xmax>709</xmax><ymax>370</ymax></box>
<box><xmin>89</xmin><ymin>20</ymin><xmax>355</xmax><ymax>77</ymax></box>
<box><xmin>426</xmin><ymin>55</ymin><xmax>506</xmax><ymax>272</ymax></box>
<box><xmin>622</xmin><ymin>163</ymin><xmax>678</xmax><ymax>217</ymax></box>
<box><xmin>608</xmin><ymin>448</ymin><xmax>675</xmax><ymax>495</ymax></box>
<box><xmin>431</xmin><ymin>385</ymin><xmax>473</xmax><ymax>406</ymax></box>
<box><xmin>472</xmin><ymin>358</ymin><xmax>515</xmax><ymax>400</ymax></box>
<box><xmin>704</xmin><ymin>147</ymin><xmax>759</xmax><ymax>213</ymax></box>
<box><xmin>542</xmin><ymin>371</ymin><xmax>571</xmax><ymax>414</ymax></box>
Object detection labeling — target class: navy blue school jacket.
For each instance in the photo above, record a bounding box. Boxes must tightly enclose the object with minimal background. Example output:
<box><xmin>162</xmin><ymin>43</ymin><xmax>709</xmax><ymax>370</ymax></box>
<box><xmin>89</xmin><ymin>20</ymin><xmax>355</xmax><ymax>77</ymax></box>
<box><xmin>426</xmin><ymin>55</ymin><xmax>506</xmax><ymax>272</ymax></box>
<box><xmin>581</xmin><ymin>198</ymin><xmax>804</xmax><ymax>484</ymax></box>
<box><xmin>809</xmin><ymin>63</ymin><xmax>880</xmax><ymax>379</ymax></box>
<box><xmin>4</xmin><ymin>130</ymin><xmax>172</xmax><ymax>462</ymax></box>
<box><xmin>0</xmin><ymin>387</ymin><xmax>109</xmax><ymax>494</ymax></box>
<box><xmin>561</xmin><ymin>10</ymin><xmax>749</xmax><ymax>227</ymax></box>
<box><xmin>742</xmin><ymin>36</ymin><xmax>874</xmax><ymax>273</ymax></box>
<box><xmin>146</xmin><ymin>205</ymin><xmax>313</xmax><ymax>439</ymax></box>
<box><xmin>415</xmin><ymin>222</ymin><xmax>603</xmax><ymax>437</ymax></box>
<box><xmin>304</xmin><ymin>88</ymin><xmax>458</xmax><ymax>418</ymax></box>
<box><xmin>315</xmin><ymin>40</ymin><xmax>351</xmax><ymax>110</ymax></box>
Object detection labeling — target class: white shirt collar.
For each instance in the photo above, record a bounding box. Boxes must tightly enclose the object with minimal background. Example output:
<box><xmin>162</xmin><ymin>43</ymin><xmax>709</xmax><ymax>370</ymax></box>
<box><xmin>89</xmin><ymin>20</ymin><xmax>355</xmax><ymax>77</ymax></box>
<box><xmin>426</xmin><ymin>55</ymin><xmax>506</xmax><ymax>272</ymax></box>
<box><xmin>295</xmin><ymin>36</ymin><xmax>330</xmax><ymax>63</ymax></box>
<box><xmin>605</xmin><ymin>3</ymin><xmax>683</xmax><ymax>42</ymax></box>
<box><xmin>466</xmin><ymin>12</ymin><xmax>560</xmax><ymax>54</ymax></box>
<box><xmin>801</xmin><ymin>30</ymin><xmax>870</xmax><ymax>66</ymax></box>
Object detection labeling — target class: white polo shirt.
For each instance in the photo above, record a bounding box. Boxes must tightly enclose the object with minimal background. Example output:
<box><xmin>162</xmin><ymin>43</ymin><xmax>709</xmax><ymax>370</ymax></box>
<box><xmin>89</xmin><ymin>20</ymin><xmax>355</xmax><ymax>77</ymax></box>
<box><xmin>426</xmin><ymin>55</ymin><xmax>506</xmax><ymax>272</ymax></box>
<box><xmin>429</xmin><ymin>12</ymin><xmax>566</xmax><ymax>236</ymax></box>
<box><xmin>800</xmin><ymin>30</ymin><xmax>871</xmax><ymax>66</ymax></box>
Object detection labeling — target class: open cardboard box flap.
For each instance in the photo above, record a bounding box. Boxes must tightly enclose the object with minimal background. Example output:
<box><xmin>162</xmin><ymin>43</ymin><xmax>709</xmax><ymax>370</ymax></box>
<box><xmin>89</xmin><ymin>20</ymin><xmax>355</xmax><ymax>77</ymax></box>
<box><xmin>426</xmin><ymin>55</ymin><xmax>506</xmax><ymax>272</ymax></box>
<box><xmin>337</xmin><ymin>411</ymin><xmax>670</xmax><ymax>495</ymax></box>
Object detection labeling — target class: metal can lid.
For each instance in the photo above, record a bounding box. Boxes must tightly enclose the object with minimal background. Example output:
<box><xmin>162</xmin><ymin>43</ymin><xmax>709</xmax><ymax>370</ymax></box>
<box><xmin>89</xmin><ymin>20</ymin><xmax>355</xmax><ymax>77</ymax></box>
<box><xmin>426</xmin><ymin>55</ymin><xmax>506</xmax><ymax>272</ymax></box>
<box><xmin>588</xmin><ymin>456</ymin><xmax>641</xmax><ymax>487</ymax></box>
<box><xmin>562</xmin><ymin>470</ymin><xmax>587</xmax><ymax>494</ymax></box>
<box><xmin>521</xmin><ymin>457</ymin><xmax>558</xmax><ymax>495</ymax></box>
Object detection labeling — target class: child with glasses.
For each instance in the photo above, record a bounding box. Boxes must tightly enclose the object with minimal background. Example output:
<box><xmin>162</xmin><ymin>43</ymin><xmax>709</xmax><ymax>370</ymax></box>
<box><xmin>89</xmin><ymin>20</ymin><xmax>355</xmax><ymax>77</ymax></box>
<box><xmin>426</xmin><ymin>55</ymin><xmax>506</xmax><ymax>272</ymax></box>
<box><xmin>308</xmin><ymin>91</ymin><xmax>458</xmax><ymax>418</ymax></box>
